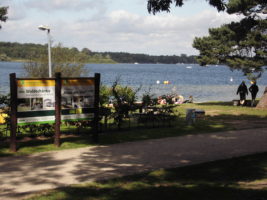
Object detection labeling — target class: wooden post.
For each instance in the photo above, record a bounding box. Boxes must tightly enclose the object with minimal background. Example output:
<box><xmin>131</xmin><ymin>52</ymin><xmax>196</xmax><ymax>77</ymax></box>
<box><xmin>93</xmin><ymin>73</ymin><xmax>100</xmax><ymax>143</ymax></box>
<box><xmin>54</xmin><ymin>72</ymin><xmax>61</xmax><ymax>147</ymax></box>
<box><xmin>9</xmin><ymin>73</ymin><xmax>17</xmax><ymax>152</ymax></box>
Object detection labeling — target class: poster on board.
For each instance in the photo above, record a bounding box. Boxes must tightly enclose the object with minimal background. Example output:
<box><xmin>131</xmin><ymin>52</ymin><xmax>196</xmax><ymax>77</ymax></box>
<box><xmin>61</xmin><ymin>79</ymin><xmax>95</xmax><ymax>121</ymax></box>
<box><xmin>17</xmin><ymin>79</ymin><xmax>55</xmax><ymax>125</ymax></box>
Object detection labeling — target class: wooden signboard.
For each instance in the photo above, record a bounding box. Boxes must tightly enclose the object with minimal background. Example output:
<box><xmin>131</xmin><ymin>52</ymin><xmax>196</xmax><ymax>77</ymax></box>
<box><xmin>9</xmin><ymin>73</ymin><xmax>100</xmax><ymax>152</ymax></box>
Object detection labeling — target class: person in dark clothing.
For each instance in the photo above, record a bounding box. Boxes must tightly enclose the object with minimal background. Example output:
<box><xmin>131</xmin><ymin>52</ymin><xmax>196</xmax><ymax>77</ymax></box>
<box><xmin>236</xmin><ymin>81</ymin><xmax>248</xmax><ymax>105</ymax></box>
<box><xmin>249</xmin><ymin>81</ymin><xmax>259</xmax><ymax>107</ymax></box>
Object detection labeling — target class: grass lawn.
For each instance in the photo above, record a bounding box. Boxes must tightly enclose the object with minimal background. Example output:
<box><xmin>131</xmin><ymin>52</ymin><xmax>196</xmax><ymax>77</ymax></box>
<box><xmin>26</xmin><ymin>152</ymin><xmax>267</xmax><ymax>200</ymax></box>
<box><xmin>0</xmin><ymin>101</ymin><xmax>267</xmax><ymax>156</ymax></box>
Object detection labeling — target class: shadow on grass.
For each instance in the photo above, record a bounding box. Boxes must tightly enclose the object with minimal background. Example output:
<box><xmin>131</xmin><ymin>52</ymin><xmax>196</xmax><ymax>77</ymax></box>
<box><xmin>197</xmin><ymin>100</ymin><xmax>260</xmax><ymax>107</ymax></box>
<box><xmin>206</xmin><ymin>113</ymin><xmax>267</xmax><ymax>121</ymax></box>
<box><xmin>97</xmin><ymin>117</ymin><xmax>236</xmax><ymax>145</ymax></box>
<box><xmin>0</xmin><ymin>134</ymin><xmax>94</xmax><ymax>157</ymax></box>
<box><xmin>29</xmin><ymin>185</ymin><xmax>267</xmax><ymax>200</ymax></box>
<box><xmin>1</xmin><ymin>111</ymin><xmax>266</xmax><ymax>157</ymax></box>
<box><xmin>198</xmin><ymin>101</ymin><xmax>234</xmax><ymax>106</ymax></box>
<box><xmin>27</xmin><ymin>153</ymin><xmax>267</xmax><ymax>200</ymax></box>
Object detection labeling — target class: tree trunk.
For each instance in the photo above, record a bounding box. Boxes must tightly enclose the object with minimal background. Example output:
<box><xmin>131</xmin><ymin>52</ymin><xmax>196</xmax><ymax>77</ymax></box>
<box><xmin>256</xmin><ymin>87</ymin><xmax>267</xmax><ymax>109</ymax></box>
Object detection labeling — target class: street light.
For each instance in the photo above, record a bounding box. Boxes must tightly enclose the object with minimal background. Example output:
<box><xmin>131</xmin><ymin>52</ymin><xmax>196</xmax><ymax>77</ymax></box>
<box><xmin>38</xmin><ymin>25</ymin><xmax>52</xmax><ymax>78</ymax></box>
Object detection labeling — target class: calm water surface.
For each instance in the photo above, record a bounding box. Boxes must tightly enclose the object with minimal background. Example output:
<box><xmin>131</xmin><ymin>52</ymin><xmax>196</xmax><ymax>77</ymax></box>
<box><xmin>0</xmin><ymin>62</ymin><xmax>266</xmax><ymax>102</ymax></box>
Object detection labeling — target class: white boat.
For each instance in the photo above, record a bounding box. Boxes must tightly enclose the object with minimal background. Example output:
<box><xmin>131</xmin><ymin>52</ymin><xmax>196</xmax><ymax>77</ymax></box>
<box><xmin>186</xmin><ymin>66</ymin><xmax>192</xmax><ymax>69</ymax></box>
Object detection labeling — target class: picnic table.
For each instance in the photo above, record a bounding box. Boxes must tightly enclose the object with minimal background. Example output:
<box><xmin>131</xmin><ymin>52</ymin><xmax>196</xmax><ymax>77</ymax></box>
<box><xmin>133</xmin><ymin>105</ymin><xmax>178</xmax><ymax>127</ymax></box>
<box><xmin>146</xmin><ymin>105</ymin><xmax>178</xmax><ymax>114</ymax></box>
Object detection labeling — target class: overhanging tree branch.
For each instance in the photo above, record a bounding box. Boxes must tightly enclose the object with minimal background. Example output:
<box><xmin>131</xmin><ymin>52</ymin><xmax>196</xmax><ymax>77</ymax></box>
<box><xmin>0</xmin><ymin>6</ymin><xmax>8</xmax><ymax>29</ymax></box>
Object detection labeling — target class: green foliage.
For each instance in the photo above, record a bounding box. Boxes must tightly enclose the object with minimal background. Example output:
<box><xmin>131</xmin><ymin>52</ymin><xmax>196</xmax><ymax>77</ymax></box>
<box><xmin>147</xmin><ymin>0</ymin><xmax>227</xmax><ymax>14</ymax></box>
<box><xmin>0</xmin><ymin>41</ymin><xmax>196</xmax><ymax>64</ymax></box>
<box><xmin>193</xmin><ymin>17</ymin><xmax>267</xmax><ymax>74</ymax></box>
<box><xmin>0</xmin><ymin>6</ymin><xmax>8</xmax><ymax>29</ymax></box>
<box><xmin>100</xmin><ymin>85</ymin><xmax>112</xmax><ymax>106</ymax></box>
<box><xmin>147</xmin><ymin>0</ymin><xmax>266</xmax><ymax>15</ymax></box>
<box><xmin>112</xmin><ymin>85</ymin><xmax>138</xmax><ymax>106</ymax></box>
<box><xmin>0</xmin><ymin>53</ymin><xmax>10</xmax><ymax>61</ymax></box>
<box><xmin>111</xmin><ymin>78</ymin><xmax>140</xmax><ymax>129</ymax></box>
<box><xmin>0</xmin><ymin>94</ymin><xmax>10</xmax><ymax>137</ymax></box>
<box><xmin>226</xmin><ymin>0</ymin><xmax>267</xmax><ymax>16</ymax></box>
<box><xmin>0</xmin><ymin>94</ymin><xmax>10</xmax><ymax>108</ymax></box>
<box><xmin>0</xmin><ymin>42</ymin><xmax>116</xmax><ymax>64</ymax></box>
<box><xmin>1</xmin><ymin>101</ymin><xmax>267</xmax><ymax>155</ymax></box>
<box><xmin>0</xmin><ymin>42</ymin><xmax>47</xmax><ymax>61</ymax></box>
<box><xmin>23</xmin><ymin>43</ymin><xmax>88</xmax><ymax>78</ymax></box>
<box><xmin>246</xmin><ymin>72</ymin><xmax>262</xmax><ymax>82</ymax></box>
<box><xmin>81</xmin><ymin>48</ymin><xmax>92</xmax><ymax>55</ymax></box>
<box><xmin>142</xmin><ymin>93</ymin><xmax>154</xmax><ymax>107</ymax></box>
<box><xmin>147</xmin><ymin>0</ymin><xmax>267</xmax><ymax>74</ymax></box>
<box><xmin>101</xmin><ymin>52</ymin><xmax>197</xmax><ymax>64</ymax></box>
<box><xmin>19</xmin><ymin>124</ymin><xmax>55</xmax><ymax>137</ymax></box>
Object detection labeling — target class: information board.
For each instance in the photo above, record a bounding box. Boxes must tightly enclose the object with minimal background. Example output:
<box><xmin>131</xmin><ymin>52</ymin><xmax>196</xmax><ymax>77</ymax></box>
<box><xmin>61</xmin><ymin>79</ymin><xmax>95</xmax><ymax>121</ymax></box>
<box><xmin>17</xmin><ymin>79</ymin><xmax>55</xmax><ymax>125</ymax></box>
<box><xmin>9</xmin><ymin>72</ymin><xmax>100</xmax><ymax>152</ymax></box>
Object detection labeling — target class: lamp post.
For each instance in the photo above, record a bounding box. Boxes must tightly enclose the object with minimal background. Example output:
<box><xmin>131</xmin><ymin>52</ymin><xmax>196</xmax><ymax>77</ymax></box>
<box><xmin>38</xmin><ymin>25</ymin><xmax>52</xmax><ymax>78</ymax></box>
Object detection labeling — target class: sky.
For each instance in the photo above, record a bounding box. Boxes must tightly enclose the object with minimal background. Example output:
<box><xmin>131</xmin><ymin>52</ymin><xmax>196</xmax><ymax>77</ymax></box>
<box><xmin>0</xmin><ymin>0</ymin><xmax>242</xmax><ymax>56</ymax></box>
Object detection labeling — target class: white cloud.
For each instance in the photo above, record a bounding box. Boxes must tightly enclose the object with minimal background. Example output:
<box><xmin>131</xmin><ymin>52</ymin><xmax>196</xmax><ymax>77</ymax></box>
<box><xmin>56</xmin><ymin>9</ymin><xmax>242</xmax><ymax>55</ymax></box>
<box><xmin>1</xmin><ymin>0</ymin><xmax>244</xmax><ymax>56</ymax></box>
<box><xmin>24</xmin><ymin>0</ymin><xmax>107</xmax><ymax>12</ymax></box>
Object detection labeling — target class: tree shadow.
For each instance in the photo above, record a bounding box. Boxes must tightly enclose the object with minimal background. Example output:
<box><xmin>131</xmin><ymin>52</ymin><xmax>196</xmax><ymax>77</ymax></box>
<box><xmin>16</xmin><ymin>134</ymin><xmax>93</xmax><ymax>149</ymax></box>
<box><xmin>31</xmin><ymin>153</ymin><xmax>267</xmax><ymax>200</ymax></box>
<box><xmin>197</xmin><ymin>100</ymin><xmax>260</xmax><ymax>107</ymax></box>
<box><xmin>1</xmin><ymin>112</ymin><xmax>266</xmax><ymax>157</ymax></box>
<box><xmin>0</xmin><ymin>133</ymin><xmax>94</xmax><ymax>157</ymax></box>
<box><xmin>204</xmin><ymin>114</ymin><xmax>267</xmax><ymax>130</ymax></box>
<box><xmin>198</xmin><ymin>101</ymin><xmax>234</xmax><ymax>106</ymax></box>
<box><xmin>0</xmin><ymin>152</ymin><xmax>72</xmax><ymax>199</ymax></box>
<box><xmin>1</xmin><ymin>118</ymin><xmax>267</xmax><ymax>199</ymax></box>
<box><xmin>29</xmin><ymin>184</ymin><xmax>267</xmax><ymax>200</ymax></box>
<box><xmin>70</xmin><ymin>126</ymin><xmax>267</xmax><ymax>184</ymax></box>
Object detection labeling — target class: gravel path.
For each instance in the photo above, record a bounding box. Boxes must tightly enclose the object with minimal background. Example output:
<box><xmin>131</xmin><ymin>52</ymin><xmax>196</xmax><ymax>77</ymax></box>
<box><xmin>1</xmin><ymin>128</ymin><xmax>267</xmax><ymax>200</ymax></box>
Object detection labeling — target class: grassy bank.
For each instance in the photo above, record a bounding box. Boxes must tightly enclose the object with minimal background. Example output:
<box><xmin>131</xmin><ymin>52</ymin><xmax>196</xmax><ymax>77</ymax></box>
<box><xmin>0</xmin><ymin>101</ymin><xmax>266</xmax><ymax>156</ymax></box>
<box><xmin>26</xmin><ymin>152</ymin><xmax>267</xmax><ymax>200</ymax></box>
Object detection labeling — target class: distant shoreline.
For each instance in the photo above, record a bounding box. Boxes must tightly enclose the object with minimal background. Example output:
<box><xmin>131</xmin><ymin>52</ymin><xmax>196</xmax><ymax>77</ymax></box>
<box><xmin>0</xmin><ymin>60</ymin><xmax>199</xmax><ymax>65</ymax></box>
<box><xmin>0</xmin><ymin>59</ymin><xmax>117</xmax><ymax>64</ymax></box>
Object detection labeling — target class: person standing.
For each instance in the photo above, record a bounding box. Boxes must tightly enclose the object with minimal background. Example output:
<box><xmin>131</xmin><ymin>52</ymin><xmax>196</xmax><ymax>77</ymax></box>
<box><xmin>237</xmin><ymin>81</ymin><xmax>248</xmax><ymax>106</ymax></box>
<box><xmin>249</xmin><ymin>81</ymin><xmax>259</xmax><ymax>107</ymax></box>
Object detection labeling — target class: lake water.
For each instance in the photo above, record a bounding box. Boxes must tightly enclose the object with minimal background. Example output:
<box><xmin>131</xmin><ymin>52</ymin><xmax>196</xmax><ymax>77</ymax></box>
<box><xmin>0</xmin><ymin>62</ymin><xmax>266</xmax><ymax>102</ymax></box>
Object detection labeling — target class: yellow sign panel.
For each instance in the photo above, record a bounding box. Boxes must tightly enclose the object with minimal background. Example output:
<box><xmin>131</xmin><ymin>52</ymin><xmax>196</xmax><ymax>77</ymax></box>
<box><xmin>0</xmin><ymin>112</ymin><xmax>7</xmax><ymax>124</ymax></box>
<box><xmin>17</xmin><ymin>80</ymin><xmax>55</xmax><ymax>87</ymax></box>
<box><xmin>62</xmin><ymin>79</ymin><xmax>94</xmax><ymax>86</ymax></box>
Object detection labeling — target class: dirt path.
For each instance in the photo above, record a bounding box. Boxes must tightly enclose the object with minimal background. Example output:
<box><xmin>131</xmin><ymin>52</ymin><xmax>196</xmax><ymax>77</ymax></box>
<box><xmin>1</xmin><ymin>128</ymin><xmax>267</xmax><ymax>200</ymax></box>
